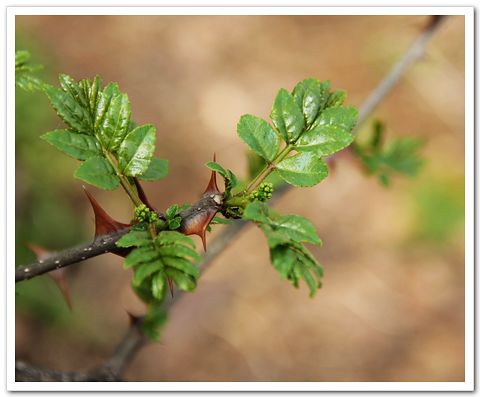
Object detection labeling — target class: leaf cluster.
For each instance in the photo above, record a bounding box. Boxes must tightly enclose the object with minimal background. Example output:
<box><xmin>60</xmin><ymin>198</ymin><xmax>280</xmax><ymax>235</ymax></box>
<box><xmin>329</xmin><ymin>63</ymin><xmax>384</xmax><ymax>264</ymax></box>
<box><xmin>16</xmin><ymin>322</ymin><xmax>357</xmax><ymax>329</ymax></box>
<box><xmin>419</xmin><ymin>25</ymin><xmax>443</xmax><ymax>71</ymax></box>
<box><xmin>237</xmin><ymin>78</ymin><xmax>358</xmax><ymax>187</ymax></box>
<box><xmin>243</xmin><ymin>201</ymin><xmax>323</xmax><ymax>297</ymax></box>
<box><xmin>40</xmin><ymin>74</ymin><xmax>168</xmax><ymax>190</ymax></box>
<box><xmin>353</xmin><ymin>121</ymin><xmax>425</xmax><ymax>186</ymax></box>
<box><xmin>117</xmin><ymin>229</ymin><xmax>200</xmax><ymax>302</ymax></box>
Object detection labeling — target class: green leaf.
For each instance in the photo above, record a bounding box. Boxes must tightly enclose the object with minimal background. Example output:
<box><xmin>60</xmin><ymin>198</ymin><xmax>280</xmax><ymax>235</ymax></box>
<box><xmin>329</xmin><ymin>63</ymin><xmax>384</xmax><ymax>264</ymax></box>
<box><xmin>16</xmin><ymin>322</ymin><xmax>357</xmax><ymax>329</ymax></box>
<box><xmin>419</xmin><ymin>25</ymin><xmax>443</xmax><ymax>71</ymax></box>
<box><xmin>116</xmin><ymin>230</ymin><xmax>151</xmax><ymax>248</ymax></box>
<box><xmin>270</xmin><ymin>88</ymin><xmax>305</xmax><ymax>143</ymax></box>
<box><xmin>211</xmin><ymin>216</ymin><xmax>233</xmax><ymax>225</ymax></box>
<box><xmin>270</xmin><ymin>214</ymin><xmax>321</xmax><ymax>245</ymax></box>
<box><xmin>139</xmin><ymin>157</ymin><xmax>169</xmax><ymax>181</ymax></box>
<box><xmin>80</xmin><ymin>75</ymin><xmax>103</xmax><ymax>116</ymax></box>
<box><xmin>270</xmin><ymin>245</ymin><xmax>297</xmax><ymax>278</ymax></box>
<box><xmin>151</xmin><ymin>273</ymin><xmax>166</xmax><ymax>300</ymax></box>
<box><xmin>237</xmin><ymin>115</ymin><xmax>280</xmax><ymax>161</ymax></box>
<box><xmin>94</xmin><ymin>82</ymin><xmax>120</xmax><ymax>134</ymax></box>
<box><xmin>74</xmin><ymin>156</ymin><xmax>120</xmax><ymax>190</ymax></box>
<box><xmin>124</xmin><ymin>246</ymin><xmax>160</xmax><ymax>268</ymax></box>
<box><xmin>99</xmin><ymin>93</ymin><xmax>131</xmax><ymax>152</ymax></box>
<box><xmin>295</xmin><ymin>125</ymin><xmax>353</xmax><ymax>156</ymax></box>
<box><xmin>156</xmin><ymin>231</ymin><xmax>195</xmax><ymax>249</ymax></box>
<box><xmin>15</xmin><ymin>50</ymin><xmax>31</xmax><ymax>66</ymax></box>
<box><xmin>243</xmin><ymin>201</ymin><xmax>271</xmax><ymax>224</ymax></box>
<box><xmin>158</xmin><ymin>245</ymin><xmax>201</xmax><ymax>262</ymax></box>
<box><xmin>165</xmin><ymin>268</ymin><xmax>196</xmax><ymax>292</ymax></box>
<box><xmin>162</xmin><ymin>257</ymin><xmax>200</xmax><ymax>278</ymax></box>
<box><xmin>118</xmin><ymin>124</ymin><xmax>156</xmax><ymax>177</ymax></box>
<box><xmin>59</xmin><ymin>74</ymin><xmax>90</xmax><ymax>111</ymax></box>
<box><xmin>133</xmin><ymin>262</ymin><xmax>161</xmax><ymax>286</ymax></box>
<box><xmin>292</xmin><ymin>79</ymin><xmax>330</xmax><ymax>127</ymax></box>
<box><xmin>41</xmin><ymin>129</ymin><xmax>101</xmax><ymax>160</ymax></box>
<box><xmin>276</xmin><ymin>152</ymin><xmax>328</xmax><ymax>187</ymax></box>
<box><xmin>205</xmin><ymin>161</ymin><xmax>228</xmax><ymax>178</ymax></box>
<box><xmin>44</xmin><ymin>84</ymin><xmax>93</xmax><ymax>134</ymax></box>
<box><xmin>311</xmin><ymin>107</ymin><xmax>358</xmax><ymax>132</ymax></box>
<box><xmin>326</xmin><ymin>90</ymin><xmax>346</xmax><ymax>108</ymax></box>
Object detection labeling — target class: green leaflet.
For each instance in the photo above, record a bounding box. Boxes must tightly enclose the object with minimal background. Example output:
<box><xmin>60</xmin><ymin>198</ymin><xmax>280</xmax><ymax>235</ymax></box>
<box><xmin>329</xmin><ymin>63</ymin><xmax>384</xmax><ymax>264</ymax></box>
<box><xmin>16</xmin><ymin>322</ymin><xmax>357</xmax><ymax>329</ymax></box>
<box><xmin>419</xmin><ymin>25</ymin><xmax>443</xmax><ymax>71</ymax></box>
<box><xmin>59</xmin><ymin>74</ymin><xmax>90</xmax><ymax>112</ymax></box>
<box><xmin>80</xmin><ymin>75</ymin><xmax>103</xmax><ymax>116</ymax></box>
<box><xmin>116</xmin><ymin>230</ymin><xmax>151</xmax><ymax>248</ymax></box>
<box><xmin>94</xmin><ymin>82</ymin><xmax>120</xmax><ymax>135</ymax></box>
<box><xmin>118</xmin><ymin>124</ymin><xmax>156</xmax><ymax>177</ymax></box>
<box><xmin>99</xmin><ymin>93</ymin><xmax>131</xmax><ymax>152</ymax></box>
<box><xmin>41</xmin><ymin>129</ymin><xmax>101</xmax><ymax>160</ymax></box>
<box><xmin>124</xmin><ymin>246</ymin><xmax>160</xmax><ymax>268</ymax></box>
<box><xmin>292</xmin><ymin>79</ymin><xmax>330</xmax><ymax>128</ymax></box>
<box><xmin>243</xmin><ymin>201</ymin><xmax>322</xmax><ymax>246</ymax></box>
<box><xmin>295</xmin><ymin>125</ymin><xmax>354</xmax><ymax>156</ymax></box>
<box><xmin>310</xmin><ymin>106</ymin><xmax>358</xmax><ymax>132</ymax></box>
<box><xmin>139</xmin><ymin>157</ymin><xmax>169</xmax><ymax>181</ymax></box>
<box><xmin>44</xmin><ymin>83</ymin><xmax>93</xmax><ymax>134</ymax></box>
<box><xmin>74</xmin><ymin>156</ymin><xmax>120</xmax><ymax>190</ymax></box>
<box><xmin>276</xmin><ymin>152</ymin><xmax>328</xmax><ymax>187</ymax></box>
<box><xmin>133</xmin><ymin>261</ymin><xmax>161</xmax><ymax>286</ymax></box>
<box><xmin>151</xmin><ymin>273</ymin><xmax>166</xmax><ymax>300</ymax></box>
<box><xmin>165</xmin><ymin>268</ymin><xmax>196</xmax><ymax>292</ymax></box>
<box><xmin>237</xmin><ymin>115</ymin><xmax>280</xmax><ymax>161</ymax></box>
<box><xmin>270</xmin><ymin>88</ymin><xmax>305</xmax><ymax>143</ymax></box>
<box><xmin>270</xmin><ymin>243</ymin><xmax>323</xmax><ymax>297</ymax></box>
<box><xmin>156</xmin><ymin>231</ymin><xmax>196</xmax><ymax>248</ymax></box>
<box><xmin>326</xmin><ymin>90</ymin><xmax>346</xmax><ymax>108</ymax></box>
<box><xmin>161</xmin><ymin>256</ymin><xmax>199</xmax><ymax>278</ymax></box>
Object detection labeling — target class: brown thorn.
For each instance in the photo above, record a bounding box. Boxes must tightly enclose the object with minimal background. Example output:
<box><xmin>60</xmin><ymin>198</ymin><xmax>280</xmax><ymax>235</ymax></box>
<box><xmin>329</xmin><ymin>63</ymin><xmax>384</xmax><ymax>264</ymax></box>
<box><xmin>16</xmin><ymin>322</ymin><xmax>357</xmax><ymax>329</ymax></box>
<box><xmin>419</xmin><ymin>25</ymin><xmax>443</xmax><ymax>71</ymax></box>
<box><xmin>83</xmin><ymin>186</ymin><xmax>130</xmax><ymax>238</ymax></box>
<box><xmin>203</xmin><ymin>153</ymin><xmax>220</xmax><ymax>195</ymax></box>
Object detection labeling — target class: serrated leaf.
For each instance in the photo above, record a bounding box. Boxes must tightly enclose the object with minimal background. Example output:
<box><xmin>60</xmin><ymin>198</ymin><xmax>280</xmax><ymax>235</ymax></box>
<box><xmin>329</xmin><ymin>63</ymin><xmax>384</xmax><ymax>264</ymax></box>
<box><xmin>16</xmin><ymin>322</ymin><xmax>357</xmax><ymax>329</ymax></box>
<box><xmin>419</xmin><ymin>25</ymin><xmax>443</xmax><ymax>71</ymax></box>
<box><xmin>243</xmin><ymin>201</ymin><xmax>271</xmax><ymax>224</ymax></box>
<box><xmin>295</xmin><ymin>124</ymin><xmax>353</xmax><ymax>156</ymax></box>
<box><xmin>80</xmin><ymin>75</ymin><xmax>103</xmax><ymax>115</ymax></box>
<box><xmin>276</xmin><ymin>152</ymin><xmax>328</xmax><ymax>187</ymax></box>
<box><xmin>156</xmin><ymin>231</ymin><xmax>195</xmax><ymax>249</ymax></box>
<box><xmin>158</xmin><ymin>245</ymin><xmax>201</xmax><ymax>262</ymax></box>
<box><xmin>133</xmin><ymin>262</ymin><xmax>161</xmax><ymax>286</ymax></box>
<box><xmin>118</xmin><ymin>124</ymin><xmax>156</xmax><ymax>177</ymax></box>
<box><xmin>151</xmin><ymin>273</ymin><xmax>166</xmax><ymax>300</ymax></box>
<box><xmin>311</xmin><ymin>107</ymin><xmax>358</xmax><ymax>132</ymax></box>
<box><xmin>270</xmin><ymin>245</ymin><xmax>297</xmax><ymax>278</ymax></box>
<box><xmin>74</xmin><ymin>156</ymin><xmax>120</xmax><ymax>190</ymax></box>
<box><xmin>292</xmin><ymin>79</ymin><xmax>330</xmax><ymax>127</ymax></box>
<box><xmin>44</xmin><ymin>84</ymin><xmax>93</xmax><ymax>134</ymax></box>
<box><xmin>162</xmin><ymin>256</ymin><xmax>200</xmax><ymax>278</ymax></box>
<box><xmin>139</xmin><ymin>157</ymin><xmax>169</xmax><ymax>181</ymax></box>
<box><xmin>124</xmin><ymin>246</ymin><xmax>160</xmax><ymax>268</ymax></box>
<box><xmin>116</xmin><ymin>230</ymin><xmax>151</xmax><ymax>248</ymax></box>
<box><xmin>205</xmin><ymin>161</ymin><xmax>228</xmax><ymax>178</ymax></box>
<box><xmin>270</xmin><ymin>214</ymin><xmax>321</xmax><ymax>245</ymax></box>
<box><xmin>302</xmin><ymin>267</ymin><xmax>318</xmax><ymax>297</ymax></box>
<box><xmin>94</xmin><ymin>83</ymin><xmax>120</xmax><ymax>134</ymax></box>
<box><xmin>270</xmin><ymin>88</ymin><xmax>305</xmax><ymax>143</ymax></box>
<box><xmin>165</xmin><ymin>268</ymin><xmax>196</xmax><ymax>292</ymax></box>
<box><xmin>237</xmin><ymin>115</ymin><xmax>280</xmax><ymax>161</ymax></box>
<box><xmin>100</xmin><ymin>93</ymin><xmax>131</xmax><ymax>152</ymax></box>
<box><xmin>326</xmin><ymin>90</ymin><xmax>346</xmax><ymax>108</ymax></box>
<box><xmin>41</xmin><ymin>129</ymin><xmax>101</xmax><ymax>160</ymax></box>
<box><xmin>59</xmin><ymin>74</ymin><xmax>90</xmax><ymax>111</ymax></box>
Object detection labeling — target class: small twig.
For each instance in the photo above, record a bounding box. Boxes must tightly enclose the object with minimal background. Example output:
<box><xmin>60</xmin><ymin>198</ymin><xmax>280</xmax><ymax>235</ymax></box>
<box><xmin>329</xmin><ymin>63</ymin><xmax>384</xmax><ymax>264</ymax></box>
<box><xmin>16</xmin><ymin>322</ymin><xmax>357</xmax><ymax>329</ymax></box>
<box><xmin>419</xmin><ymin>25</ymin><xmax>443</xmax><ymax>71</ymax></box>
<box><xmin>15</xmin><ymin>316</ymin><xmax>146</xmax><ymax>382</ymax></box>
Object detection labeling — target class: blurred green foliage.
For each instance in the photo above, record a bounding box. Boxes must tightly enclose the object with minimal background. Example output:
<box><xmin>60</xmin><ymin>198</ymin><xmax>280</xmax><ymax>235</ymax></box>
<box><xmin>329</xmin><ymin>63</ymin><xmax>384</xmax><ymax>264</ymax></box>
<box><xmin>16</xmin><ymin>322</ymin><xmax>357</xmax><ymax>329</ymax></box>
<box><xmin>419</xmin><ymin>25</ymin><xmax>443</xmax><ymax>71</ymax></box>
<box><xmin>410</xmin><ymin>174</ymin><xmax>464</xmax><ymax>244</ymax></box>
<box><xmin>15</xmin><ymin>34</ymin><xmax>89</xmax><ymax>325</ymax></box>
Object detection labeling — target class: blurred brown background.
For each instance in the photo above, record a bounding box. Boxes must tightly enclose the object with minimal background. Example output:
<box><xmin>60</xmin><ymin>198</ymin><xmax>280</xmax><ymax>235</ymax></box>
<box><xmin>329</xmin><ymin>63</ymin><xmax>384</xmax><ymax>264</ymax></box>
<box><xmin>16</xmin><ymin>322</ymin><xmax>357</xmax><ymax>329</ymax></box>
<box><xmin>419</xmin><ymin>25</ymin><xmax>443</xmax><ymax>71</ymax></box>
<box><xmin>15</xmin><ymin>15</ymin><xmax>465</xmax><ymax>382</ymax></box>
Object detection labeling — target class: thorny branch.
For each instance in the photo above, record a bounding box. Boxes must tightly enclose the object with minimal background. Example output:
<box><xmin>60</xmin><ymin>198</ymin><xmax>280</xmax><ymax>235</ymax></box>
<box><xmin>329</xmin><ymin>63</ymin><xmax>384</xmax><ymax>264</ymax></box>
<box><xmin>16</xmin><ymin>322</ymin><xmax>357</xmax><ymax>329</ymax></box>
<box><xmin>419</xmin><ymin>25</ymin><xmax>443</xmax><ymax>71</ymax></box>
<box><xmin>14</xmin><ymin>15</ymin><xmax>447</xmax><ymax>382</ymax></box>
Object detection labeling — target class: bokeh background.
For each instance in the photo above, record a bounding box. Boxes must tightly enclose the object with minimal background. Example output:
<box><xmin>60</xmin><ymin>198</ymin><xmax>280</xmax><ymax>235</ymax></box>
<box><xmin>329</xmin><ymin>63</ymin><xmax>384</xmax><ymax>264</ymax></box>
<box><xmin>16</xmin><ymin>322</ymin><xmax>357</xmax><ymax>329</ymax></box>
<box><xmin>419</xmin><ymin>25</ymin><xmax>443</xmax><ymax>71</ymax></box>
<box><xmin>15</xmin><ymin>15</ymin><xmax>465</xmax><ymax>382</ymax></box>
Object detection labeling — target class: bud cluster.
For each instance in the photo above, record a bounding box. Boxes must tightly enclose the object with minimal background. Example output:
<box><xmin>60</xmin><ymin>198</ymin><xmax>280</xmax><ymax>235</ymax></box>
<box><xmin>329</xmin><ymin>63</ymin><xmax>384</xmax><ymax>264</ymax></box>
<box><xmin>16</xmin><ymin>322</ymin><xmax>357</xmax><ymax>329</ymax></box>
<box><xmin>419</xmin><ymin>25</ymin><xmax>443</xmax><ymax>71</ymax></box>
<box><xmin>134</xmin><ymin>204</ymin><xmax>158</xmax><ymax>223</ymax></box>
<box><xmin>249</xmin><ymin>182</ymin><xmax>274</xmax><ymax>202</ymax></box>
